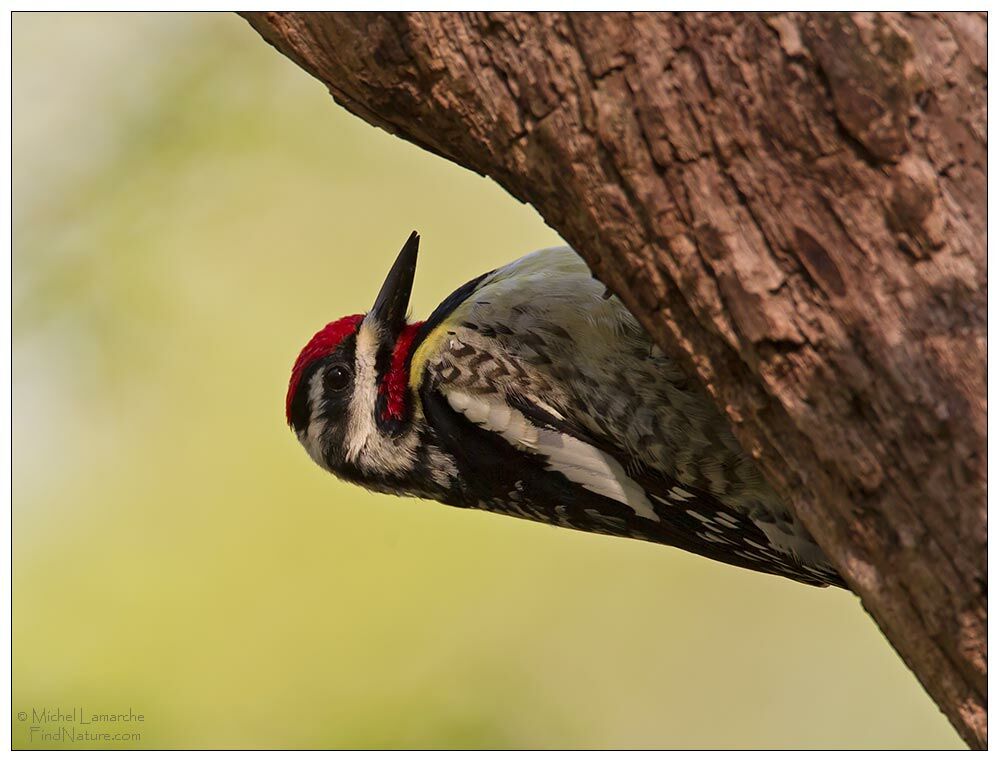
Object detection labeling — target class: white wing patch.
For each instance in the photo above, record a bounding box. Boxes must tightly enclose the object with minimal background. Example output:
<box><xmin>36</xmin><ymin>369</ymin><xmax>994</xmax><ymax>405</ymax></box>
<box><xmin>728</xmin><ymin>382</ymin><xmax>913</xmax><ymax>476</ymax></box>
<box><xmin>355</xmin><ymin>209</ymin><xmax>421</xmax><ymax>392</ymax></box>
<box><xmin>446</xmin><ymin>390</ymin><xmax>659</xmax><ymax>522</ymax></box>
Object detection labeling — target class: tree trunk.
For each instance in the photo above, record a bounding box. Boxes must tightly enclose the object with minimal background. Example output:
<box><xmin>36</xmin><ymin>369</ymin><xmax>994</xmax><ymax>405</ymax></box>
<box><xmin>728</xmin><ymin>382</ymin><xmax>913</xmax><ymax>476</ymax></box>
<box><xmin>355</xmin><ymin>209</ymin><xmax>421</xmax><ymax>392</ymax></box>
<box><xmin>241</xmin><ymin>11</ymin><xmax>986</xmax><ymax>747</ymax></box>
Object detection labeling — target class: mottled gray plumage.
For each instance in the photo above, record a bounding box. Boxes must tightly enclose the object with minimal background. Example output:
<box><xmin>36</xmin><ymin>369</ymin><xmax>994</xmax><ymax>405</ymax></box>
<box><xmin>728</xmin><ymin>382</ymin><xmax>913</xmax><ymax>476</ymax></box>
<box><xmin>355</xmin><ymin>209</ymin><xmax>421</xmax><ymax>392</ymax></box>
<box><xmin>413</xmin><ymin>247</ymin><xmax>840</xmax><ymax>586</ymax></box>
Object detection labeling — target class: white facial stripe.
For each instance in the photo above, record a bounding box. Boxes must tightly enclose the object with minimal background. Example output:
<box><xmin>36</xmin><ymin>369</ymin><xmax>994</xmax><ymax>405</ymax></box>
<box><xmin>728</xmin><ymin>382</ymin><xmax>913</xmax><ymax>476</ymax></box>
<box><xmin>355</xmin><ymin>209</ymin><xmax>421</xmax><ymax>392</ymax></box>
<box><xmin>344</xmin><ymin>320</ymin><xmax>382</xmax><ymax>462</ymax></box>
<box><xmin>446</xmin><ymin>390</ymin><xmax>659</xmax><ymax>522</ymax></box>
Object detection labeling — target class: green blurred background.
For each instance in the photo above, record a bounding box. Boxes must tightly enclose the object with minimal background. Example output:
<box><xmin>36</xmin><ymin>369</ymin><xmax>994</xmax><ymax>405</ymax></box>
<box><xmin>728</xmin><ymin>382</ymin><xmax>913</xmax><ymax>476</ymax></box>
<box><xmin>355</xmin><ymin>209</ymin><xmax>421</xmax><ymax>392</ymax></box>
<box><xmin>12</xmin><ymin>12</ymin><xmax>962</xmax><ymax>750</ymax></box>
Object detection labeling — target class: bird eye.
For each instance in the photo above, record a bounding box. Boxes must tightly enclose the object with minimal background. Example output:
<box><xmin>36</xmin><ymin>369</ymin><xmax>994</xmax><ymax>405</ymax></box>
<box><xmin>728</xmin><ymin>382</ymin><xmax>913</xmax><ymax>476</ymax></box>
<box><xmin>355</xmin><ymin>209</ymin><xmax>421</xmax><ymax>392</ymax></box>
<box><xmin>327</xmin><ymin>363</ymin><xmax>352</xmax><ymax>392</ymax></box>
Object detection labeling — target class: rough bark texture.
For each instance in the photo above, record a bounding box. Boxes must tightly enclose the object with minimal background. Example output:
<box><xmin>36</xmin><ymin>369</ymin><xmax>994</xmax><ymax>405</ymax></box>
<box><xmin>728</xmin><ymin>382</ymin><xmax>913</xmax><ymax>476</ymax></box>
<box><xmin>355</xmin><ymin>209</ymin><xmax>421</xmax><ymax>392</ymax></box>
<box><xmin>242</xmin><ymin>12</ymin><xmax>986</xmax><ymax>747</ymax></box>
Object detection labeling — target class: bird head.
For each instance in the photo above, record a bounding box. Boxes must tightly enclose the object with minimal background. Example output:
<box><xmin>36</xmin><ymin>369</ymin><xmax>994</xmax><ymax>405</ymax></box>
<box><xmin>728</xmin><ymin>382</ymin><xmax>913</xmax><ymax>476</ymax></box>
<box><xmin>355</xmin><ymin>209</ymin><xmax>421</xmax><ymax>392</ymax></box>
<box><xmin>286</xmin><ymin>231</ymin><xmax>424</xmax><ymax>478</ymax></box>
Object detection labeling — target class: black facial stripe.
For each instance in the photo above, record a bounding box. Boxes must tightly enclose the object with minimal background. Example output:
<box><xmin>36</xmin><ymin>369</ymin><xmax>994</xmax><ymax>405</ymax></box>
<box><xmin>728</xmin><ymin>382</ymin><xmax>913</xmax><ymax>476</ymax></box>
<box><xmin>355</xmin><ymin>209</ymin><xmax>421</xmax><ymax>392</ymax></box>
<box><xmin>288</xmin><ymin>333</ymin><xmax>358</xmax><ymax>436</ymax></box>
<box><xmin>373</xmin><ymin>327</ymin><xmax>394</xmax><ymax>392</ymax></box>
<box><xmin>289</xmin><ymin>359</ymin><xmax>323</xmax><ymax>435</ymax></box>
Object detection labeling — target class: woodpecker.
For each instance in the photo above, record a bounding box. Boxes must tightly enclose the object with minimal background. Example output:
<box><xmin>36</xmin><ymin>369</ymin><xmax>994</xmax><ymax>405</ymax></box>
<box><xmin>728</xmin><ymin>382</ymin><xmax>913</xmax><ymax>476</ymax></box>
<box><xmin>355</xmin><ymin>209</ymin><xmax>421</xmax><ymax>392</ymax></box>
<box><xmin>286</xmin><ymin>232</ymin><xmax>844</xmax><ymax>588</ymax></box>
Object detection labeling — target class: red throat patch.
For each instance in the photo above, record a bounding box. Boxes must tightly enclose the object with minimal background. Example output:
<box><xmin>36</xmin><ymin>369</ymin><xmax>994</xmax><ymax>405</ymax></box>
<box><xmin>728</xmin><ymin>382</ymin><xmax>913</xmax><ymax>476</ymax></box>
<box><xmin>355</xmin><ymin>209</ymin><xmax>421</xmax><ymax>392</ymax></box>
<box><xmin>286</xmin><ymin>314</ymin><xmax>363</xmax><ymax>423</ymax></box>
<box><xmin>379</xmin><ymin>321</ymin><xmax>425</xmax><ymax>421</ymax></box>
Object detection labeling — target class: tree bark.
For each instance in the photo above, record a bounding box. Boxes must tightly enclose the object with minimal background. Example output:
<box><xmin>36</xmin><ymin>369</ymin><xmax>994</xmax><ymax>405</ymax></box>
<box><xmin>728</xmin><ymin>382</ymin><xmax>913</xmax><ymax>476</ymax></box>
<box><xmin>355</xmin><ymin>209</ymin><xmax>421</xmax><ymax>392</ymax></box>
<box><xmin>241</xmin><ymin>11</ymin><xmax>986</xmax><ymax>747</ymax></box>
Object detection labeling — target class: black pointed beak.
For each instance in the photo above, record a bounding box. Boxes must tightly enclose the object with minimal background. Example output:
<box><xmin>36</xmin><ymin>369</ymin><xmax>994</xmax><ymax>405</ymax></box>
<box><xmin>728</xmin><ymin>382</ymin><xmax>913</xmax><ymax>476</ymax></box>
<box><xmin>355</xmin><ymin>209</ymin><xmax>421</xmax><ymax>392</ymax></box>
<box><xmin>368</xmin><ymin>231</ymin><xmax>419</xmax><ymax>337</ymax></box>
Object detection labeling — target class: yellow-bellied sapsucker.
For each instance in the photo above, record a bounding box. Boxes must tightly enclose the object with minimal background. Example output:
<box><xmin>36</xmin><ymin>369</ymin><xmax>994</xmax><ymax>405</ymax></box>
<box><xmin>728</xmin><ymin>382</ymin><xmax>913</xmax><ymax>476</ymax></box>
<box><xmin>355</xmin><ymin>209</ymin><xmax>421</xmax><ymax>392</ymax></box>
<box><xmin>286</xmin><ymin>233</ymin><xmax>844</xmax><ymax>588</ymax></box>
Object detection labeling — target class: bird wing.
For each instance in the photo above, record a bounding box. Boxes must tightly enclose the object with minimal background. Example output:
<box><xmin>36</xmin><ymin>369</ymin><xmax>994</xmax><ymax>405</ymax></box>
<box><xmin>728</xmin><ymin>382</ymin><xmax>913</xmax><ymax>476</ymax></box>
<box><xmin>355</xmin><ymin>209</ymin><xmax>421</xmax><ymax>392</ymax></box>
<box><xmin>412</xmin><ymin>247</ymin><xmax>842</xmax><ymax>586</ymax></box>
